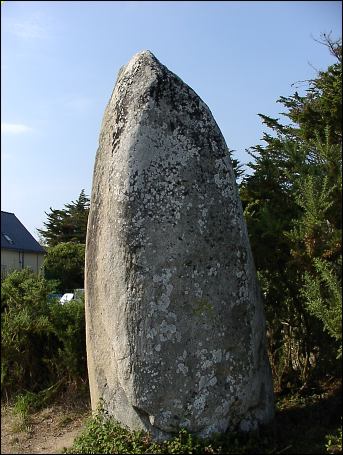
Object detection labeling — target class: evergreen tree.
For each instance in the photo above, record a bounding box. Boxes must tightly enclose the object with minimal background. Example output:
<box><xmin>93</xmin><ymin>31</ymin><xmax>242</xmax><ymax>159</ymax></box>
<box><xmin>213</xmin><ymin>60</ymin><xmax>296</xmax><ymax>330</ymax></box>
<box><xmin>228</xmin><ymin>148</ymin><xmax>245</xmax><ymax>182</ymax></box>
<box><xmin>302</xmin><ymin>257</ymin><xmax>342</xmax><ymax>358</ymax></box>
<box><xmin>38</xmin><ymin>190</ymin><xmax>90</xmax><ymax>247</ymax></box>
<box><xmin>240</xmin><ymin>35</ymin><xmax>342</xmax><ymax>388</ymax></box>
<box><xmin>286</xmin><ymin>131</ymin><xmax>342</xmax><ymax>359</ymax></box>
<box><xmin>64</xmin><ymin>190</ymin><xmax>90</xmax><ymax>245</ymax></box>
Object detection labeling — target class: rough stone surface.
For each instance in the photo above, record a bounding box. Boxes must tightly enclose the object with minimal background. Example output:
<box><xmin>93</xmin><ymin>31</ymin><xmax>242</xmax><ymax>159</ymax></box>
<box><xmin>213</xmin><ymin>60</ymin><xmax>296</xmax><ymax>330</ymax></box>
<box><xmin>85</xmin><ymin>50</ymin><xmax>274</xmax><ymax>440</ymax></box>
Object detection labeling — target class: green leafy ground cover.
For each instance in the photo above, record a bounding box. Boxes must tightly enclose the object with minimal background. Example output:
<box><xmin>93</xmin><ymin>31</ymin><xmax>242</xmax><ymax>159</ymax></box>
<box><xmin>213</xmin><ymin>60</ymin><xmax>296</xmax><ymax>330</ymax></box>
<box><xmin>64</xmin><ymin>379</ymin><xmax>341</xmax><ymax>454</ymax></box>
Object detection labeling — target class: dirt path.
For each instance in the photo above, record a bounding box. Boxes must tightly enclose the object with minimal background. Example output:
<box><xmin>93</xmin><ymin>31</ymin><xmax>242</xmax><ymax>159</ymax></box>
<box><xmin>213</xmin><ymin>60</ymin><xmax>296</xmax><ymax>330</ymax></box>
<box><xmin>1</xmin><ymin>403</ymin><xmax>90</xmax><ymax>454</ymax></box>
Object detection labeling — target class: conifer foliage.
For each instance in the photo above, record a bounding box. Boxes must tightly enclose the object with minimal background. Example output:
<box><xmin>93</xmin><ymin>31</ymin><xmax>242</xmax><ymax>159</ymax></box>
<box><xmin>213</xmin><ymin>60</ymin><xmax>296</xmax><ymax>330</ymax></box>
<box><xmin>240</xmin><ymin>35</ymin><xmax>342</xmax><ymax>388</ymax></box>
<box><xmin>38</xmin><ymin>190</ymin><xmax>90</xmax><ymax>247</ymax></box>
<box><xmin>37</xmin><ymin>190</ymin><xmax>90</xmax><ymax>292</ymax></box>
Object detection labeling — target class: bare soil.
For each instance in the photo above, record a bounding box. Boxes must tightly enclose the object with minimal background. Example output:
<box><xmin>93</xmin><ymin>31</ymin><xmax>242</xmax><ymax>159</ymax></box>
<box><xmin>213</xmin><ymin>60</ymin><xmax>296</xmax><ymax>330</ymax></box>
<box><xmin>1</xmin><ymin>402</ymin><xmax>90</xmax><ymax>454</ymax></box>
<box><xmin>1</xmin><ymin>378</ymin><xmax>341</xmax><ymax>454</ymax></box>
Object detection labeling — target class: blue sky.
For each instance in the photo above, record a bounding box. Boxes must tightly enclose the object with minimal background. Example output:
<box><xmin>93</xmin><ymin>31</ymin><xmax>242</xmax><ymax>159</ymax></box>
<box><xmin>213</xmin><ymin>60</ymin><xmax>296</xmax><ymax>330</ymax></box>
<box><xmin>1</xmin><ymin>1</ymin><xmax>341</xmax><ymax>240</ymax></box>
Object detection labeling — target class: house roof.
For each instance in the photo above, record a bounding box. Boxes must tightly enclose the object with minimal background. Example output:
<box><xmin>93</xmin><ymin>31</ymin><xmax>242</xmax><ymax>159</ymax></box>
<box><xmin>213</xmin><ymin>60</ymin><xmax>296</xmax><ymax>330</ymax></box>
<box><xmin>1</xmin><ymin>211</ymin><xmax>45</xmax><ymax>254</ymax></box>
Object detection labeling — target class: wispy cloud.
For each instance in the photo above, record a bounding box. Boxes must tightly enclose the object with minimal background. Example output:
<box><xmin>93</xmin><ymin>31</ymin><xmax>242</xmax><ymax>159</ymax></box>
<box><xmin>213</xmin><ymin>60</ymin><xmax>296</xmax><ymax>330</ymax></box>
<box><xmin>12</xmin><ymin>21</ymin><xmax>46</xmax><ymax>40</ymax></box>
<box><xmin>8</xmin><ymin>12</ymin><xmax>50</xmax><ymax>41</ymax></box>
<box><xmin>1</xmin><ymin>123</ymin><xmax>33</xmax><ymax>134</ymax></box>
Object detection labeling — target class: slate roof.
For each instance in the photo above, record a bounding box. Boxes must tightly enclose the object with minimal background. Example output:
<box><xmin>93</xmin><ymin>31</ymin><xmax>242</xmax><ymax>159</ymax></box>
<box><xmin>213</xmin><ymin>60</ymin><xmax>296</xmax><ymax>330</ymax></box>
<box><xmin>1</xmin><ymin>211</ymin><xmax>45</xmax><ymax>254</ymax></box>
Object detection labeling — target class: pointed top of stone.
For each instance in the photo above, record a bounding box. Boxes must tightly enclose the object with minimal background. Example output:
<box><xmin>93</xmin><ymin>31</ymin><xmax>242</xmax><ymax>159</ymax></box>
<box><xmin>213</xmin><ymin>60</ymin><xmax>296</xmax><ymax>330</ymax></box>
<box><xmin>115</xmin><ymin>49</ymin><xmax>164</xmax><ymax>86</ymax></box>
<box><xmin>129</xmin><ymin>49</ymin><xmax>161</xmax><ymax>68</ymax></box>
<box><xmin>133</xmin><ymin>49</ymin><xmax>157</xmax><ymax>59</ymax></box>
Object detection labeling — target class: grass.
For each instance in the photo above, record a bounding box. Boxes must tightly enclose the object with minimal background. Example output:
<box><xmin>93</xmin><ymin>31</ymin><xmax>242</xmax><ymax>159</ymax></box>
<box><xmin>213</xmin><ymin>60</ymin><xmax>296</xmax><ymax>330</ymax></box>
<box><xmin>64</xmin><ymin>378</ymin><xmax>342</xmax><ymax>454</ymax></box>
<box><xmin>1</xmin><ymin>381</ymin><xmax>91</xmax><ymax>455</ymax></box>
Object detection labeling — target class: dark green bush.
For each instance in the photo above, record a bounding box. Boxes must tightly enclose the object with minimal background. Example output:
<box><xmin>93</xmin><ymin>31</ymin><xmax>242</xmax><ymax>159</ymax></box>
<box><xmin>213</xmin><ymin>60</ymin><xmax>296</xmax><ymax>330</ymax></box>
<box><xmin>64</xmin><ymin>405</ymin><xmax>263</xmax><ymax>454</ymax></box>
<box><xmin>43</xmin><ymin>242</ymin><xmax>86</xmax><ymax>292</ymax></box>
<box><xmin>1</xmin><ymin>268</ymin><xmax>87</xmax><ymax>399</ymax></box>
<box><xmin>49</xmin><ymin>297</ymin><xmax>87</xmax><ymax>381</ymax></box>
<box><xmin>1</xmin><ymin>269</ymin><xmax>56</xmax><ymax>395</ymax></box>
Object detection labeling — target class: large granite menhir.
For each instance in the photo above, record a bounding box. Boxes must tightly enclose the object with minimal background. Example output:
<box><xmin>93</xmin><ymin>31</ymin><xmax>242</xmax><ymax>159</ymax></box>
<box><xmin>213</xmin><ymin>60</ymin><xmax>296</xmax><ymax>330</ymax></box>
<box><xmin>85</xmin><ymin>50</ymin><xmax>274</xmax><ymax>439</ymax></box>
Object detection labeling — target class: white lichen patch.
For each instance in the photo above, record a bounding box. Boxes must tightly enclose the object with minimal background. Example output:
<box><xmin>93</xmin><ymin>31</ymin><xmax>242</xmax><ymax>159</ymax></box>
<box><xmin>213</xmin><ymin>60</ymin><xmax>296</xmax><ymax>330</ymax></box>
<box><xmin>176</xmin><ymin>363</ymin><xmax>189</xmax><ymax>375</ymax></box>
<box><xmin>159</xmin><ymin>320</ymin><xmax>177</xmax><ymax>342</ymax></box>
<box><xmin>198</xmin><ymin>374</ymin><xmax>217</xmax><ymax>390</ymax></box>
<box><xmin>198</xmin><ymin>218</ymin><xmax>206</xmax><ymax>234</ymax></box>
<box><xmin>146</xmin><ymin>325</ymin><xmax>157</xmax><ymax>338</ymax></box>
<box><xmin>201</xmin><ymin>359</ymin><xmax>213</xmax><ymax>369</ymax></box>
<box><xmin>212</xmin><ymin>349</ymin><xmax>222</xmax><ymax>363</ymax></box>
<box><xmin>194</xmin><ymin>282</ymin><xmax>203</xmax><ymax>298</ymax></box>
<box><xmin>159</xmin><ymin>410</ymin><xmax>172</xmax><ymax>425</ymax></box>
<box><xmin>191</xmin><ymin>388</ymin><xmax>209</xmax><ymax>414</ymax></box>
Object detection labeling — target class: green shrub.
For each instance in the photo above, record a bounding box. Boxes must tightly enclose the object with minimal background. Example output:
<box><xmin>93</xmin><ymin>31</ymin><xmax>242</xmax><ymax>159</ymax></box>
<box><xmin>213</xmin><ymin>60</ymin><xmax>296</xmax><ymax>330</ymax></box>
<box><xmin>64</xmin><ymin>407</ymin><xmax>262</xmax><ymax>454</ymax></box>
<box><xmin>43</xmin><ymin>242</ymin><xmax>86</xmax><ymax>292</ymax></box>
<box><xmin>13</xmin><ymin>391</ymin><xmax>40</xmax><ymax>419</ymax></box>
<box><xmin>1</xmin><ymin>268</ymin><xmax>87</xmax><ymax>398</ymax></box>
<box><xmin>1</xmin><ymin>269</ymin><xmax>57</xmax><ymax>395</ymax></box>
<box><xmin>326</xmin><ymin>423</ymin><xmax>342</xmax><ymax>454</ymax></box>
<box><xmin>49</xmin><ymin>297</ymin><xmax>87</xmax><ymax>381</ymax></box>
<box><xmin>14</xmin><ymin>379</ymin><xmax>65</xmax><ymax>415</ymax></box>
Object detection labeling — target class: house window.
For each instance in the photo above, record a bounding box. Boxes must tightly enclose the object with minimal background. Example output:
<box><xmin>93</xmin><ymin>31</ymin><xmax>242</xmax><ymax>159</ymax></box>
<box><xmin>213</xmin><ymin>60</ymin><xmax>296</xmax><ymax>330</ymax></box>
<box><xmin>2</xmin><ymin>233</ymin><xmax>14</xmax><ymax>245</ymax></box>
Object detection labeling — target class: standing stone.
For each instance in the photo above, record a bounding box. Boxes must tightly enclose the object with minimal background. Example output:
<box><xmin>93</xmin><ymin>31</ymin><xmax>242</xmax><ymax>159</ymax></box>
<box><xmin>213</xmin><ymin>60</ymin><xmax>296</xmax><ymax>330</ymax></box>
<box><xmin>85</xmin><ymin>50</ymin><xmax>274</xmax><ymax>440</ymax></box>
